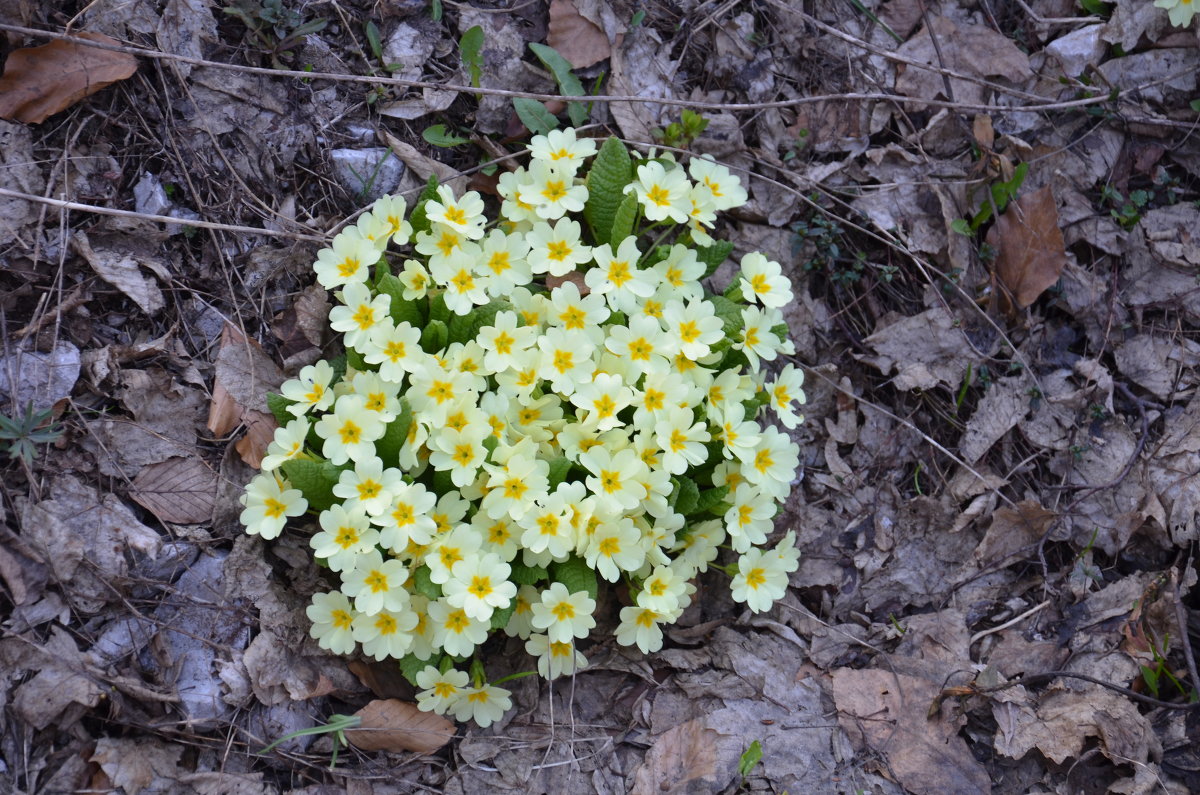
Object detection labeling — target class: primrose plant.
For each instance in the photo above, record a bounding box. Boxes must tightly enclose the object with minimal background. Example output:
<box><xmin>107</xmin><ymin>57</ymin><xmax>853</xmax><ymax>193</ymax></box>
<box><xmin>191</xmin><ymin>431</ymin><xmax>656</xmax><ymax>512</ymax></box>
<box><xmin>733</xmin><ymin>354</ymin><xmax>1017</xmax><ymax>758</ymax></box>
<box><xmin>240</xmin><ymin>128</ymin><xmax>806</xmax><ymax>727</ymax></box>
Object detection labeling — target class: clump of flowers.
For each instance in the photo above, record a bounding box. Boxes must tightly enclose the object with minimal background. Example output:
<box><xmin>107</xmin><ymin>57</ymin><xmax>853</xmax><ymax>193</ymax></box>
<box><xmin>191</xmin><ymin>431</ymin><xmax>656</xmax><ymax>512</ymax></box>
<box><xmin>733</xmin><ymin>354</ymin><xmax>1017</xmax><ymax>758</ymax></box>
<box><xmin>240</xmin><ymin>128</ymin><xmax>805</xmax><ymax>728</ymax></box>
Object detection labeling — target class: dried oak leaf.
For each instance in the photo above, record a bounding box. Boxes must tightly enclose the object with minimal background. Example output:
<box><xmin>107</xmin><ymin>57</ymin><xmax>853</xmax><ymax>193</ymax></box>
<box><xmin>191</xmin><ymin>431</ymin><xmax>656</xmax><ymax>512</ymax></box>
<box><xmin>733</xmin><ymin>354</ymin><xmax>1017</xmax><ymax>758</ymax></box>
<box><xmin>0</xmin><ymin>33</ymin><xmax>138</xmax><ymax>124</ymax></box>
<box><xmin>345</xmin><ymin>699</ymin><xmax>454</xmax><ymax>755</ymax></box>
<box><xmin>986</xmin><ymin>185</ymin><xmax>1068</xmax><ymax>310</ymax></box>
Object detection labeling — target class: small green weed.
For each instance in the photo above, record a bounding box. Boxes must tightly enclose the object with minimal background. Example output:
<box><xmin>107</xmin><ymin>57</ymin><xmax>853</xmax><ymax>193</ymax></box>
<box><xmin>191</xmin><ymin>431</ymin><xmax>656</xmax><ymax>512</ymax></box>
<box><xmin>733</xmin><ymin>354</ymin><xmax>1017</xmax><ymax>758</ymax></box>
<box><xmin>223</xmin><ymin>0</ymin><xmax>328</xmax><ymax>69</ymax></box>
<box><xmin>737</xmin><ymin>739</ymin><xmax>763</xmax><ymax>785</ymax></box>
<box><xmin>653</xmin><ymin>109</ymin><xmax>709</xmax><ymax>149</ymax></box>
<box><xmin>259</xmin><ymin>713</ymin><xmax>361</xmax><ymax>769</ymax></box>
<box><xmin>0</xmin><ymin>403</ymin><xmax>64</xmax><ymax>465</ymax></box>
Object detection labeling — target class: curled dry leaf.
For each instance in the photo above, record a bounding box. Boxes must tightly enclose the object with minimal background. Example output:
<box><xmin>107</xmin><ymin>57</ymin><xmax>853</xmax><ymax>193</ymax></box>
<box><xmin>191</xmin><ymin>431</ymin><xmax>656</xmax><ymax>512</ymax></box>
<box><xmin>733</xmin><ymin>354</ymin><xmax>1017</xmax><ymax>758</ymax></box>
<box><xmin>547</xmin><ymin>0</ymin><xmax>612</xmax><ymax>69</ymax></box>
<box><xmin>986</xmin><ymin>185</ymin><xmax>1068</xmax><ymax>310</ymax></box>
<box><xmin>345</xmin><ymin>699</ymin><xmax>454</xmax><ymax>755</ymax></box>
<box><xmin>0</xmin><ymin>33</ymin><xmax>138</xmax><ymax>124</ymax></box>
<box><xmin>129</xmin><ymin>455</ymin><xmax>217</xmax><ymax>525</ymax></box>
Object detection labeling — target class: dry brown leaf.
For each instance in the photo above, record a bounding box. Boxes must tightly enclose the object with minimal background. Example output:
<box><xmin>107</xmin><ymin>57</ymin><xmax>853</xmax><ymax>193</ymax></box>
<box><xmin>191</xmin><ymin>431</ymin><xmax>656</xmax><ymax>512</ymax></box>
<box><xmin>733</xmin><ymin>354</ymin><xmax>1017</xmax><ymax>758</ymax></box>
<box><xmin>0</xmin><ymin>33</ymin><xmax>138</xmax><ymax>124</ymax></box>
<box><xmin>72</xmin><ymin>230</ymin><xmax>165</xmax><ymax>314</ymax></box>
<box><xmin>91</xmin><ymin>737</ymin><xmax>183</xmax><ymax>794</ymax></box>
<box><xmin>831</xmin><ymin>668</ymin><xmax>991</xmax><ymax>795</ymax></box>
<box><xmin>234</xmin><ymin>410</ymin><xmax>275</xmax><ymax>469</ymax></box>
<box><xmin>986</xmin><ymin>185</ymin><xmax>1068</xmax><ymax>310</ymax></box>
<box><xmin>129</xmin><ymin>455</ymin><xmax>217</xmax><ymax>525</ymax></box>
<box><xmin>548</xmin><ymin>0</ymin><xmax>611</xmax><ymax>69</ymax></box>
<box><xmin>345</xmin><ymin>699</ymin><xmax>454</xmax><ymax>754</ymax></box>
<box><xmin>630</xmin><ymin>717</ymin><xmax>721</xmax><ymax>794</ymax></box>
<box><xmin>974</xmin><ymin>499</ymin><xmax>1056</xmax><ymax>565</ymax></box>
<box><xmin>209</xmin><ymin>323</ymin><xmax>284</xmax><ymax>467</ymax></box>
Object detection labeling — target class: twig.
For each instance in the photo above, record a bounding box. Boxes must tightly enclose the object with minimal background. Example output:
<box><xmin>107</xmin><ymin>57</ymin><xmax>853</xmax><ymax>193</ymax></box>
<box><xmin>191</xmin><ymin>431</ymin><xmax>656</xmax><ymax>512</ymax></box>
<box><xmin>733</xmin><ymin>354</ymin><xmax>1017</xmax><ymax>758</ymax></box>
<box><xmin>0</xmin><ymin>187</ymin><xmax>325</xmax><ymax>241</ymax></box>
<box><xmin>975</xmin><ymin>669</ymin><xmax>1200</xmax><ymax>710</ymax></box>
<box><xmin>969</xmin><ymin>600</ymin><xmax>1051</xmax><ymax>647</ymax></box>
<box><xmin>0</xmin><ymin>22</ymin><xmax>1192</xmax><ymax>117</ymax></box>
<box><xmin>1172</xmin><ymin>564</ymin><xmax>1200</xmax><ymax>701</ymax></box>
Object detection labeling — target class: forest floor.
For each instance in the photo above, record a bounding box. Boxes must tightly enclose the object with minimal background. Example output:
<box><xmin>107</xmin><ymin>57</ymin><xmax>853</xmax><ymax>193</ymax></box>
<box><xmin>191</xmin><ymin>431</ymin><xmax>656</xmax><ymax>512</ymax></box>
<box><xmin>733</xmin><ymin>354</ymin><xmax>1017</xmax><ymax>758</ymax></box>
<box><xmin>2</xmin><ymin>0</ymin><xmax>1200</xmax><ymax>793</ymax></box>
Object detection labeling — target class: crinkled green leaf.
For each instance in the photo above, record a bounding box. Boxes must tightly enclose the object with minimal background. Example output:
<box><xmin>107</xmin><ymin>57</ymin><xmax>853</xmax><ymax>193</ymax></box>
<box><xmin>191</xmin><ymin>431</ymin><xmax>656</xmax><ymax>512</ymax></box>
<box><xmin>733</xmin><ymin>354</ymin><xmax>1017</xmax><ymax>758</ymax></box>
<box><xmin>608</xmin><ymin>190</ymin><xmax>639</xmax><ymax>248</ymax></box>
<box><xmin>707</xmin><ymin>294</ymin><xmax>743</xmax><ymax>339</ymax></box>
<box><xmin>345</xmin><ymin>344</ymin><xmax>368</xmax><ymax>372</ymax></box>
<box><xmin>584</xmin><ymin>136</ymin><xmax>632</xmax><ymax>246</ymax></box>
<box><xmin>413</xmin><ymin>565</ymin><xmax>443</xmax><ymax>600</ymax></box>
<box><xmin>671</xmin><ymin>475</ymin><xmax>700</xmax><ymax>516</ymax></box>
<box><xmin>376</xmin><ymin>273</ymin><xmax>425</xmax><ymax>327</ymax></box>
<box><xmin>428</xmin><ymin>292</ymin><xmax>450</xmax><ymax>323</ymax></box>
<box><xmin>546</xmin><ymin>455</ymin><xmax>572</xmax><ymax>489</ymax></box>
<box><xmin>489</xmin><ymin>600</ymin><xmax>516</xmax><ymax>630</ymax></box>
<box><xmin>420</xmin><ymin>319</ymin><xmax>448</xmax><ymax>353</ymax></box>
<box><xmin>374</xmin><ymin>398</ymin><xmax>412</xmax><ymax>466</ymax></box>
<box><xmin>513</xmin><ymin>97</ymin><xmax>558</xmax><ymax>135</ymax></box>
<box><xmin>448</xmin><ymin>299</ymin><xmax>511</xmax><ymax>345</ymax></box>
<box><xmin>696</xmin><ymin>239</ymin><xmax>734</xmax><ymax>279</ymax></box>
<box><xmin>397</xmin><ymin>653</ymin><xmax>429</xmax><ymax>686</ymax></box>
<box><xmin>549</xmin><ymin>554</ymin><xmax>598</xmax><ymax>601</ymax></box>
<box><xmin>266</xmin><ymin>392</ymin><xmax>297</xmax><ymax>426</ymax></box>
<box><xmin>511</xmin><ymin>561</ymin><xmax>548</xmax><ymax>585</ymax></box>
<box><xmin>280</xmin><ymin>458</ymin><xmax>341</xmax><ymax>511</ymax></box>
<box><xmin>407</xmin><ymin>175</ymin><xmax>440</xmax><ymax>235</ymax></box>
<box><xmin>692</xmin><ymin>483</ymin><xmax>730</xmax><ymax>516</ymax></box>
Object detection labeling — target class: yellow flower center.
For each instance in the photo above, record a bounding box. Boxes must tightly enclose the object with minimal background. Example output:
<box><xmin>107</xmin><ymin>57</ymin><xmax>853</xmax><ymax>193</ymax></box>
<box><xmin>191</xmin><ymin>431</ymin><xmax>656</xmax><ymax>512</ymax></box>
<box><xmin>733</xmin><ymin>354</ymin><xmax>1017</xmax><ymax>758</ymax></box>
<box><xmin>542</xmin><ymin>180</ymin><xmax>567</xmax><ymax>202</ymax></box>
<box><xmin>551</xmin><ymin>602</ymin><xmax>576</xmax><ymax>621</ymax></box>
<box><xmin>488</xmin><ymin>251</ymin><xmax>511</xmax><ymax>274</ymax></box>
<box><xmin>493</xmin><ymin>331</ymin><xmax>514</xmax><ymax>354</ymax></box>
<box><xmin>754</xmin><ymin>449</ymin><xmax>774</xmax><ymax>474</ymax></box>
<box><xmin>678</xmin><ymin>320</ymin><xmax>700</xmax><ymax>344</ymax></box>
<box><xmin>669</xmin><ymin>429</ymin><xmax>688</xmax><ymax>453</ymax></box>
<box><xmin>339</xmin><ymin>421</ymin><xmax>362</xmax><ymax>445</ymax></box>
<box><xmin>337</xmin><ymin>257</ymin><xmax>360</xmax><ymax>278</ymax></box>
<box><xmin>468</xmin><ymin>576</ymin><xmax>492</xmax><ymax>598</ymax></box>
<box><xmin>553</xmin><ymin>350</ymin><xmax>574</xmax><ymax>373</ymax></box>
<box><xmin>352</xmin><ymin>305</ymin><xmax>375</xmax><ymax>329</ymax></box>
<box><xmin>375</xmin><ymin>613</ymin><xmax>397</xmax><ymax>634</ymax></box>
<box><xmin>744</xmin><ymin>568</ymin><xmax>766</xmax><ymax>589</ymax></box>
<box><xmin>608</xmin><ymin>261</ymin><xmax>631</xmax><ymax>286</ymax></box>
<box><xmin>332</xmin><ymin>609</ymin><xmax>353</xmax><ymax>630</ymax></box>
<box><xmin>646</xmin><ymin>184</ymin><xmax>671</xmax><ymax>207</ymax></box>
<box><xmin>546</xmin><ymin>240</ymin><xmax>572</xmax><ymax>261</ymax></box>
<box><xmin>365</xmin><ymin>570</ymin><xmax>389</xmax><ymax>592</ymax></box>
<box><xmin>560</xmin><ymin>307</ymin><xmax>586</xmax><ymax>329</ymax></box>
<box><xmin>263</xmin><ymin>497</ymin><xmax>287</xmax><ymax>518</ymax></box>
<box><xmin>443</xmin><ymin>206</ymin><xmax>467</xmax><ymax>225</ymax></box>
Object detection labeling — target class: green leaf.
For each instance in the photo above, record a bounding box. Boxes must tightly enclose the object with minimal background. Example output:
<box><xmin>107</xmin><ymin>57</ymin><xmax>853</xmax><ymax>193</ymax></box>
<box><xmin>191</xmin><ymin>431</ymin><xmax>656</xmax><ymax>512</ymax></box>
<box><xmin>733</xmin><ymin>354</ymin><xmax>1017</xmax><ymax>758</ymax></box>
<box><xmin>280</xmin><ymin>458</ymin><xmax>342</xmax><ymax>511</ymax></box>
<box><xmin>583</xmin><ymin>136</ymin><xmax>632</xmax><ymax>245</ymax></box>
<box><xmin>951</xmin><ymin>218</ymin><xmax>972</xmax><ymax>237</ymax></box>
<box><xmin>671</xmin><ymin>476</ymin><xmax>700</xmax><ymax>516</ymax></box>
<box><xmin>608</xmin><ymin>190</ymin><xmax>639</xmax><ymax>247</ymax></box>
<box><xmin>549</xmin><ymin>554</ymin><xmax>598</xmax><ymax>601</ymax></box>
<box><xmin>513</xmin><ymin>97</ymin><xmax>558</xmax><ymax>135</ymax></box>
<box><xmin>397</xmin><ymin>653</ymin><xmax>429</xmax><ymax>686</ymax></box>
<box><xmin>266</xmin><ymin>392</ymin><xmax>297</xmax><ymax>426</ymax></box>
<box><xmin>407</xmin><ymin>175</ymin><xmax>440</xmax><ymax>235</ymax></box>
<box><xmin>696</xmin><ymin>239</ymin><xmax>733</xmax><ymax>279</ymax></box>
<box><xmin>374</xmin><ymin>398</ymin><xmax>412</xmax><ymax>466</ymax></box>
<box><xmin>459</xmin><ymin>25</ymin><xmax>484</xmax><ymax>89</ymax></box>
<box><xmin>510</xmin><ymin>561</ymin><xmax>548</xmax><ymax>586</ymax></box>
<box><xmin>448</xmin><ymin>299</ymin><xmax>511</xmax><ymax>345</ymax></box>
<box><xmin>365</xmin><ymin>20</ymin><xmax>383</xmax><ymax>61</ymax></box>
<box><xmin>345</xmin><ymin>344</ymin><xmax>368</xmax><ymax>372</ymax></box>
<box><xmin>528</xmin><ymin>42</ymin><xmax>588</xmax><ymax>125</ymax></box>
<box><xmin>413</xmin><ymin>565</ymin><xmax>443</xmax><ymax>600</ymax></box>
<box><xmin>692</xmin><ymin>484</ymin><xmax>730</xmax><ymax>516</ymax></box>
<box><xmin>422</xmin><ymin>124</ymin><xmax>470</xmax><ymax>148</ymax></box>
<box><xmin>428</xmin><ymin>292</ymin><xmax>450</xmax><ymax>323</ymax></box>
<box><xmin>420</xmin><ymin>319</ymin><xmax>448</xmax><ymax>354</ymax></box>
<box><xmin>546</xmin><ymin>455</ymin><xmax>573</xmax><ymax>489</ymax></box>
<box><xmin>706</xmin><ymin>294</ymin><xmax>743</xmax><ymax>339</ymax></box>
<box><xmin>738</xmin><ymin>740</ymin><xmax>763</xmax><ymax>778</ymax></box>
<box><xmin>375</xmin><ymin>273</ymin><xmax>426</xmax><ymax>327</ymax></box>
<box><xmin>489</xmin><ymin>601</ymin><xmax>516</xmax><ymax>630</ymax></box>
